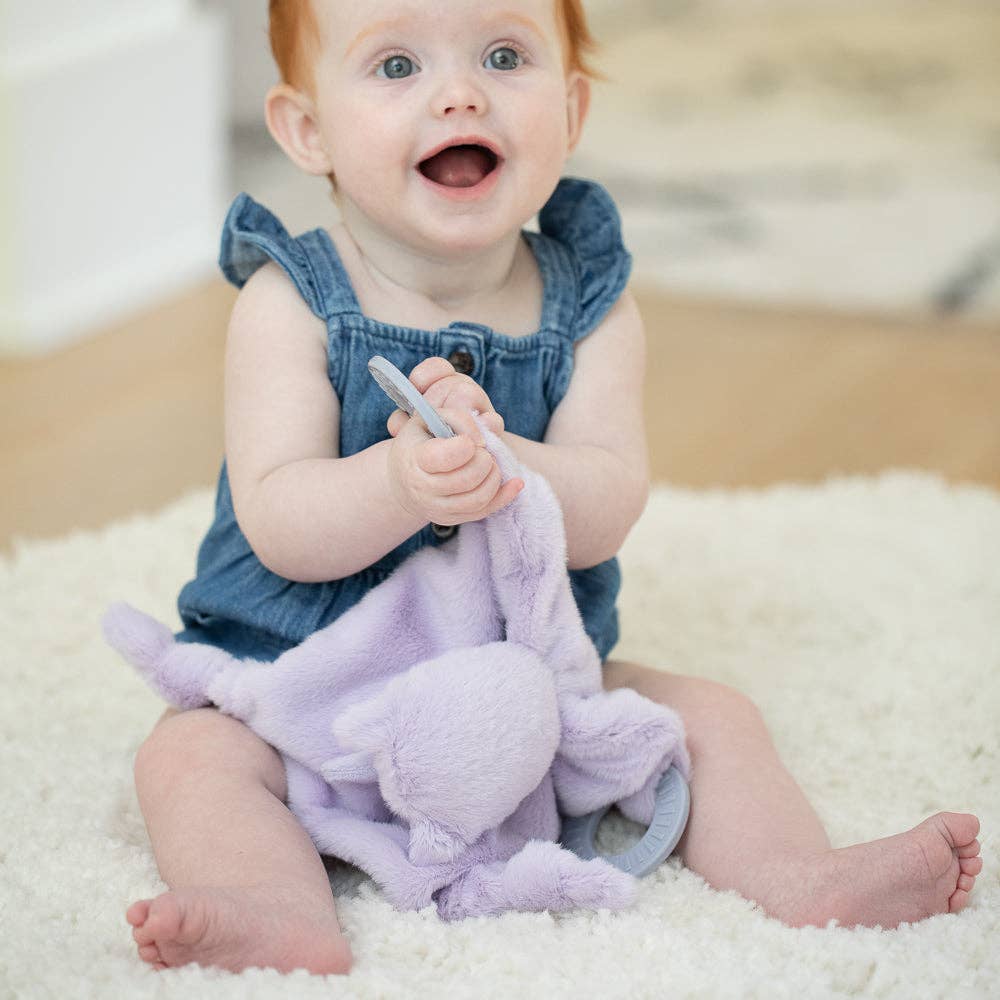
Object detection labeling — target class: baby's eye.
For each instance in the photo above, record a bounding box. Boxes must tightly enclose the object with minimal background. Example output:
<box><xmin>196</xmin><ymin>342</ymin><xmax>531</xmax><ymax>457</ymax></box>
<box><xmin>378</xmin><ymin>54</ymin><xmax>417</xmax><ymax>79</ymax></box>
<box><xmin>486</xmin><ymin>47</ymin><xmax>521</xmax><ymax>71</ymax></box>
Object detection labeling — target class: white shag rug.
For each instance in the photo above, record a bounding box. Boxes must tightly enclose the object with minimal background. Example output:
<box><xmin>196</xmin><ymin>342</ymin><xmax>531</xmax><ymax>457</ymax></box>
<box><xmin>2</xmin><ymin>473</ymin><xmax>997</xmax><ymax>1000</ymax></box>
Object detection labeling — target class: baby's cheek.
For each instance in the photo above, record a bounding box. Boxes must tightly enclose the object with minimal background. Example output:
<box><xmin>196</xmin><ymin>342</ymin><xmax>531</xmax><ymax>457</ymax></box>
<box><xmin>522</xmin><ymin>86</ymin><xmax>573</xmax><ymax>147</ymax></box>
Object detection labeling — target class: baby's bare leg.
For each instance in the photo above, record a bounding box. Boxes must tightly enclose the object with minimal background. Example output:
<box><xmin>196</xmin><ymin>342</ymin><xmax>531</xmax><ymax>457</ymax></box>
<box><xmin>126</xmin><ymin>707</ymin><xmax>352</xmax><ymax>974</ymax></box>
<box><xmin>604</xmin><ymin>661</ymin><xmax>982</xmax><ymax>928</ymax></box>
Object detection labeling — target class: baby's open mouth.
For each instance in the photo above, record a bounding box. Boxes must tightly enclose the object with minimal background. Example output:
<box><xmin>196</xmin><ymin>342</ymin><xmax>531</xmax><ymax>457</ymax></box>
<box><xmin>418</xmin><ymin>143</ymin><xmax>500</xmax><ymax>188</ymax></box>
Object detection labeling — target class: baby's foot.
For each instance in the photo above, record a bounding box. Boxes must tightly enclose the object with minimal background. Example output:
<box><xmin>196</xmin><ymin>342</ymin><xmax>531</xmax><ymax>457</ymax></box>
<box><xmin>774</xmin><ymin>812</ymin><xmax>982</xmax><ymax>929</ymax></box>
<box><xmin>125</xmin><ymin>886</ymin><xmax>352</xmax><ymax>975</ymax></box>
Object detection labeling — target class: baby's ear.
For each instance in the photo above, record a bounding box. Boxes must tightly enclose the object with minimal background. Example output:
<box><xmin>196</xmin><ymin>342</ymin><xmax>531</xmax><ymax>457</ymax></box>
<box><xmin>565</xmin><ymin>72</ymin><xmax>591</xmax><ymax>154</ymax></box>
<box><xmin>264</xmin><ymin>83</ymin><xmax>333</xmax><ymax>176</ymax></box>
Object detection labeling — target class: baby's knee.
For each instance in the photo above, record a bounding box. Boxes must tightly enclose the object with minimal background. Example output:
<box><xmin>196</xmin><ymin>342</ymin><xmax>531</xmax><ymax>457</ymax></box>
<box><xmin>134</xmin><ymin>707</ymin><xmax>280</xmax><ymax>793</ymax></box>
<box><xmin>681</xmin><ymin>677</ymin><xmax>766</xmax><ymax>748</ymax></box>
<box><xmin>691</xmin><ymin>677</ymin><xmax>762</xmax><ymax>720</ymax></box>
<box><xmin>134</xmin><ymin>708</ymin><xmax>214</xmax><ymax>783</ymax></box>
<box><xmin>607</xmin><ymin>662</ymin><xmax>762</xmax><ymax>725</ymax></box>
<box><xmin>610</xmin><ymin>665</ymin><xmax>767</xmax><ymax>753</ymax></box>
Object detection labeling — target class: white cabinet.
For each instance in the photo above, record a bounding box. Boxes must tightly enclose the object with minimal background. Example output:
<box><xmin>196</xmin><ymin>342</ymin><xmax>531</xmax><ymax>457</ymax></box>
<box><xmin>1</xmin><ymin>2</ymin><xmax>227</xmax><ymax>354</ymax></box>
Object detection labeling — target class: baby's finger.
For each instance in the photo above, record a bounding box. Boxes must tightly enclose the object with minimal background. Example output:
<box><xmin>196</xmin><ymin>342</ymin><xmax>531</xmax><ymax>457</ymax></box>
<box><xmin>431</xmin><ymin>448</ymin><xmax>497</xmax><ymax>498</ymax></box>
<box><xmin>436</xmin><ymin>407</ymin><xmax>486</xmax><ymax>445</ymax></box>
<box><xmin>409</xmin><ymin>356</ymin><xmax>455</xmax><ymax>393</ymax></box>
<box><xmin>423</xmin><ymin>376</ymin><xmax>494</xmax><ymax>419</ymax></box>
<box><xmin>434</xmin><ymin>458</ymin><xmax>504</xmax><ymax>517</ymax></box>
<box><xmin>478</xmin><ymin>410</ymin><xmax>504</xmax><ymax>435</ymax></box>
<box><xmin>440</xmin><ymin>463</ymin><xmax>523</xmax><ymax>520</ymax></box>
<box><xmin>421</xmin><ymin>401</ymin><xmax>502</xmax><ymax>440</ymax></box>
<box><xmin>480</xmin><ymin>476</ymin><xmax>525</xmax><ymax>517</ymax></box>
<box><xmin>418</xmin><ymin>434</ymin><xmax>479</xmax><ymax>475</ymax></box>
<box><xmin>389</xmin><ymin>403</ymin><xmax>478</xmax><ymax>445</ymax></box>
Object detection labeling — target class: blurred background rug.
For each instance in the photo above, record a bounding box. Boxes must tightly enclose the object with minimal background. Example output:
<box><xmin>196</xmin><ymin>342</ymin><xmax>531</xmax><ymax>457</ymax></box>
<box><xmin>575</xmin><ymin>0</ymin><xmax>1000</xmax><ymax>320</ymax></box>
<box><xmin>2</xmin><ymin>472</ymin><xmax>997</xmax><ymax>998</ymax></box>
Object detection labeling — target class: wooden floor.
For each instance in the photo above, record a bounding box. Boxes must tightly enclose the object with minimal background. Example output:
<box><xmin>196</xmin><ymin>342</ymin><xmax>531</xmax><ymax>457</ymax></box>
<box><xmin>1</xmin><ymin>281</ymin><xmax>998</xmax><ymax>552</ymax></box>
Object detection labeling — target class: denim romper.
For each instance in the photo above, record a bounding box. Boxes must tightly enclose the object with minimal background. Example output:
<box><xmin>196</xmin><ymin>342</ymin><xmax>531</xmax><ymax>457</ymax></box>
<box><xmin>176</xmin><ymin>176</ymin><xmax>632</xmax><ymax>663</ymax></box>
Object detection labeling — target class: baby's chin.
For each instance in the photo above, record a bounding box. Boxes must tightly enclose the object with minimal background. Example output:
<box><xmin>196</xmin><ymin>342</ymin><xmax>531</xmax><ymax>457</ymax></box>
<box><xmin>411</xmin><ymin>223</ymin><xmax>521</xmax><ymax>263</ymax></box>
<box><xmin>339</xmin><ymin>176</ymin><xmax>544</xmax><ymax>256</ymax></box>
<box><xmin>401</xmin><ymin>195</ymin><xmax>534</xmax><ymax>253</ymax></box>
<box><xmin>409</xmin><ymin>212</ymin><xmax>531</xmax><ymax>258</ymax></box>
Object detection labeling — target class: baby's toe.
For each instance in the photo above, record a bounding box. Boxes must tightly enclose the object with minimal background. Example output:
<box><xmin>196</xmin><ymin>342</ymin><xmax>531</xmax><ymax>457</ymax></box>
<box><xmin>948</xmin><ymin>887</ymin><xmax>971</xmax><ymax>913</ymax></box>
<box><xmin>945</xmin><ymin>813</ymin><xmax>980</xmax><ymax>847</ymax></box>
<box><xmin>959</xmin><ymin>856</ymin><xmax>983</xmax><ymax>877</ymax></box>
<box><xmin>956</xmin><ymin>873</ymin><xmax>975</xmax><ymax>893</ymax></box>
<box><xmin>144</xmin><ymin>893</ymin><xmax>183</xmax><ymax>937</ymax></box>
<box><xmin>957</xmin><ymin>838</ymin><xmax>981</xmax><ymax>860</ymax></box>
<box><xmin>137</xmin><ymin>943</ymin><xmax>163</xmax><ymax>964</ymax></box>
<box><xmin>131</xmin><ymin>918</ymin><xmax>157</xmax><ymax>947</ymax></box>
<box><xmin>125</xmin><ymin>899</ymin><xmax>151</xmax><ymax>928</ymax></box>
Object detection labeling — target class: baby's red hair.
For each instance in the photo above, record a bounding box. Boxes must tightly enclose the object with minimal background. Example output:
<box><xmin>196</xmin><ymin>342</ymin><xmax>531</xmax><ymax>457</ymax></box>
<box><xmin>268</xmin><ymin>0</ymin><xmax>600</xmax><ymax>93</ymax></box>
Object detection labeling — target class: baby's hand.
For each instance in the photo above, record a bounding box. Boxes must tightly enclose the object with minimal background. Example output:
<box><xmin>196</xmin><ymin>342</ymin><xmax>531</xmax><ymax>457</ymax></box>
<box><xmin>401</xmin><ymin>356</ymin><xmax>505</xmax><ymax>437</ymax></box>
<box><xmin>387</xmin><ymin>404</ymin><xmax>523</xmax><ymax>526</ymax></box>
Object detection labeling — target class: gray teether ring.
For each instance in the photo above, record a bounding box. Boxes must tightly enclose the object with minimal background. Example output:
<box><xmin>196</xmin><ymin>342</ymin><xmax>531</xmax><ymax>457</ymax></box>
<box><xmin>559</xmin><ymin>766</ymin><xmax>690</xmax><ymax>877</ymax></box>
<box><xmin>368</xmin><ymin>355</ymin><xmax>455</xmax><ymax>439</ymax></box>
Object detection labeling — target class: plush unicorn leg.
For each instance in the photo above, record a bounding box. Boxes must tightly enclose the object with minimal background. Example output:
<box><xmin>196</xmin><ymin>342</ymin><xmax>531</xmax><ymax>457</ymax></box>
<box><xmin>102</xmin><ymin>602</ymin><xmax>233</xmax><ymax>709</ymax></box>
<box><xmin>435</xmin><ymin>840</ymin><xmax>637</xmax><ymax>919</ymax></box>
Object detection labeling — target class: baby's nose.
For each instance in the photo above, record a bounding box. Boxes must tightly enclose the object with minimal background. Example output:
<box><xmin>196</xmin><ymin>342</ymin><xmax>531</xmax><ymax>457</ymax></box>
<box><xmin>432</xmin><ymin>74</ymin><xmax>488</xmax><ymax>118</ymax></box>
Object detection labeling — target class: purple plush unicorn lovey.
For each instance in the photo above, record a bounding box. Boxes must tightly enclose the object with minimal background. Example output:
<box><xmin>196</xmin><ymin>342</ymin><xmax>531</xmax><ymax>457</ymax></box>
<box><xmin>104</xmin><ymin>424</ymin><xmax>689</xmax><ymax>920</ymax></box>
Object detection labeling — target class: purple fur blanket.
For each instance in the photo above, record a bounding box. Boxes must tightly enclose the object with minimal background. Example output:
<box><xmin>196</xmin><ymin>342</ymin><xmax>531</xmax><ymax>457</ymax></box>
<box><xmin>104</xmin><ymin>428</ymin><xmax>688</xmax><ymax>919</ymax></box>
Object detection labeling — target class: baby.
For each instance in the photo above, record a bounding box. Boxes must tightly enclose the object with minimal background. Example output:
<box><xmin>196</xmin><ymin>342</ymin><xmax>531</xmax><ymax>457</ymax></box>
<box><xmin>125</xmin><ymin>0</ymin><xmax>982</xmax><ymax>976</ymax></box>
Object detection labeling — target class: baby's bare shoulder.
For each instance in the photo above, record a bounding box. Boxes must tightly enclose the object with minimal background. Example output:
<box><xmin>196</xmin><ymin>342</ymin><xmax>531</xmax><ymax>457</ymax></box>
<box><xmin>228</xmin><ymin>262</ymin><xmax>327</xmax><ymax>353</ymax></box>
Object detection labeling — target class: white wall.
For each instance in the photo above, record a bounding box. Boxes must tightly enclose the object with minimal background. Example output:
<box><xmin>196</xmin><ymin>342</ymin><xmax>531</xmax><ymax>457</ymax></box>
<box><xmin>3</xmin><ymin>1</ymin><xmax>189</xmax><ymax>57</ymax></box>
<box><xmin>1</xmin><ymin>2</ymin><xmax>228</xmax><ymax>355</ymax></box>
<box><xmin>224</xmin><ymin>0</ymin><xmax>277</xmax><ymax>128</ymax></box>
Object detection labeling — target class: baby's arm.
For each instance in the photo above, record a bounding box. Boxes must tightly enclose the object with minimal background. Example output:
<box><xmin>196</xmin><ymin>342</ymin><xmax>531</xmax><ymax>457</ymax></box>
<box><xmin>413</xmin><ymin>290</ymin><xmax>650</xmax><ymax>571</ymax></box>
<box><xmin>224</xmin><ymin>264</ymin><xmax>515</xmax><ymax>582</ymax></box>
<box><xmin>514</xmin><ymin>289</ymin><xmax>649</xmax><ymax>568</ymax></box>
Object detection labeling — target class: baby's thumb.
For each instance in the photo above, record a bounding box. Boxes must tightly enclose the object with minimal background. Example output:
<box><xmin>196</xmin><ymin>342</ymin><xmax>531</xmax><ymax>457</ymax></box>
<box><xmin>386</xmin><ymin>408</ymin><xmax>408</xmax><ymax>438</ymax></box>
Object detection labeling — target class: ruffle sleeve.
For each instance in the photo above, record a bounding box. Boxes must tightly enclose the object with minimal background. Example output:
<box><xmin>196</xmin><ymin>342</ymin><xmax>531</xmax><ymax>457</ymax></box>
<box><xmin>538</xmin><ymin>178</ymin><xmax>632</xmax><ymax>341</ymax></box>
<box><xmin>218</xmin><ymin>194</ymin><xmax>327</xmax><ymax>320</ymax></box>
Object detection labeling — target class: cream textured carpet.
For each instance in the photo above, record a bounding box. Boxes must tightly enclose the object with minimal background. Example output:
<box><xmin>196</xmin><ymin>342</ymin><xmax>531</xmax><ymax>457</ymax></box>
<box><xmin>2</xmin><ymin>473</ymin><xmax>997</xmax><ymax>999</ymax></box>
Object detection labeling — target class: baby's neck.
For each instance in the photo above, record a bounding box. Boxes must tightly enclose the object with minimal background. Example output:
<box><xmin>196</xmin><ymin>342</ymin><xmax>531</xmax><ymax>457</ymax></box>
<box><xmin>331</xmin><ymin>208</ymin><xmax>543</xmax><ymax>336</ymax></box>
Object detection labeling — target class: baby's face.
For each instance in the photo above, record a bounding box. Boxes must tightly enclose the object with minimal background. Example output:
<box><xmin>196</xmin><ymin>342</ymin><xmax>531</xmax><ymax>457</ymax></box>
<box><xmin>306</xmin><ymin>0</ymin><xmax>587</xmax><ymax>255</ymax></box>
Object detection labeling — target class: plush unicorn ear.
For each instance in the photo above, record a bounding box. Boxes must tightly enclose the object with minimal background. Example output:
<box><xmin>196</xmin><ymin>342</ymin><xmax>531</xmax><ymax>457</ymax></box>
<box><xmin>434</xmin><ymin>840</ymin><xmax>636</xmax><ymax>921</ymax></box>
<box><xmin>331</xmin><ymin>691</ymin><xmax>392</xmax><ymax>754</ymax></box>
<box><xmin>320</xmin><ymin>751</ymin><xmax>378</xmax><ymax>785</ymax></box>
